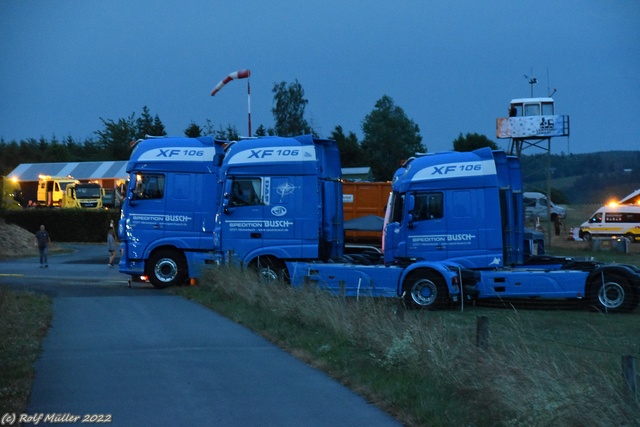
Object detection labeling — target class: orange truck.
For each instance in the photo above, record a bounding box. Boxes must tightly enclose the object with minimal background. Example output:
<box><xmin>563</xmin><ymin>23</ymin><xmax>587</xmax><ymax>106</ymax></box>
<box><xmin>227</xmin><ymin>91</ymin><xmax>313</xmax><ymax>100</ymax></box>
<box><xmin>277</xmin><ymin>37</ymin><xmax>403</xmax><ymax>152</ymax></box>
<box><xmin>342</xmin><ymin>181</ymin><xmax>391</xmax><ymax>244</ymax></box>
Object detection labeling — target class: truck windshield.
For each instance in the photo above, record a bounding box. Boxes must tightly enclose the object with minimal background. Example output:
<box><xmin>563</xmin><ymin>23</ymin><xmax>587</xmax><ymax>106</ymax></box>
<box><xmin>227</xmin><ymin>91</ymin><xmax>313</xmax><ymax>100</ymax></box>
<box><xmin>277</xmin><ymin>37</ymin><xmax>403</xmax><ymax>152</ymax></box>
<box><xmin>76</xmin><ymin>186</ymin><xmax>101</xmax><ymax>198</ymax></box>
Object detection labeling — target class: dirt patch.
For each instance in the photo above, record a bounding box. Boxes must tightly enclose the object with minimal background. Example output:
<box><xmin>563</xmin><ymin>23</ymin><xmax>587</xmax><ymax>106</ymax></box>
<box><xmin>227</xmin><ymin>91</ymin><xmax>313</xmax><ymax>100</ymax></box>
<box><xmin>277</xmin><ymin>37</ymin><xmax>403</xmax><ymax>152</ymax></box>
<box><xmin>0</xmin><ymin>219</ymin><xmax>39</xmax><ymax>259</ymax></box>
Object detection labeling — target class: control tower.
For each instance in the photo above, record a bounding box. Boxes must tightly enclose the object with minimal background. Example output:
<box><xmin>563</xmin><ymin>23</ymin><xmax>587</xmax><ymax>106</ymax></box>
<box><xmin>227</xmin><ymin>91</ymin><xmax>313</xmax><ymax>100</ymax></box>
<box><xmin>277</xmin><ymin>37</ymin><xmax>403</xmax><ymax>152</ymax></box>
<box><xmin>496</xmin><ymin>97</ymin><xmax>570</xmax><ymax>156</ymax></box>
<box><xmin>496</xmin><ymin>95</ymin><xmax>570</xmax><ymax>242</ymax></box>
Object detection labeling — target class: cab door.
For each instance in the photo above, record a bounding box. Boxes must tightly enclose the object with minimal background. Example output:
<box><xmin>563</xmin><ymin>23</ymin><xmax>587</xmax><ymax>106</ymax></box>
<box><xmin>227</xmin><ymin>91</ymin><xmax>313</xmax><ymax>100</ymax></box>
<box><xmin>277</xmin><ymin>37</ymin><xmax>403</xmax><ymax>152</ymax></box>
<box><xmin>220</xmin><ymin>176</ymin><xmax>266</xmax><ymax>262</ymax></box>
<box><xmin>405</xmin><ymin>191</ymin><xmax>449</xmax><ymax>261</ymax></box>
<box><xmin>124</xmin><ymin>173</ymin><xmax>167</xmax><ymax>258</ymax></box>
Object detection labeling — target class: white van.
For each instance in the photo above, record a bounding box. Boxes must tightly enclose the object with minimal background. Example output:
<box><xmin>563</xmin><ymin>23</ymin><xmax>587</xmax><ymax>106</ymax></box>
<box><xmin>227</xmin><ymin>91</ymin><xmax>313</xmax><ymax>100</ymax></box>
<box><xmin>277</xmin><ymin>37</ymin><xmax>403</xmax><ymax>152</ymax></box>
<box><xmin>579</xmin><ymin>205</ymin><xmax>640</xmax><ymax>242</ymax></box>
<box><xmin>523</xmin><ymin>192</ymin><xmax>566</xmax><ymax>222</ymax></box>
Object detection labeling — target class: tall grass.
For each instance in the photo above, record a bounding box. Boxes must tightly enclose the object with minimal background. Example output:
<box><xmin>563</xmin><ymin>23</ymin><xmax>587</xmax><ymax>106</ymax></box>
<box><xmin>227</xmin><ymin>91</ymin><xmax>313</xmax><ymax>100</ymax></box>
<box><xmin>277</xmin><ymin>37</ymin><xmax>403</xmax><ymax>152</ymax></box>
<box><xmin>175</xmin><ymin>267</ymin><xmax>640</xmax><ymax>426</ymax></box>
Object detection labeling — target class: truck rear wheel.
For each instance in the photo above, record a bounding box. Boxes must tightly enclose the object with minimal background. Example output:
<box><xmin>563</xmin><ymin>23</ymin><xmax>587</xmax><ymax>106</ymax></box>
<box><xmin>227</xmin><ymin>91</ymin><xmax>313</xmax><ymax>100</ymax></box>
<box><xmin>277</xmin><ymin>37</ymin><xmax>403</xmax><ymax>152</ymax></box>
<box><xmin>404</xmin><ymin>274</ymin><xmax>448</xmax><ymax>310</ymax></box>
<box><xmin>588</xmin><ymin>275</ymin><xmax>638</xmax><ymax>313</ymax></box>
<box><xmin>253</xmin><ymin>257</ymin><xmax>287</xmax><ymax>283</ymax></box>
<box><xmin>148</xmin><ymin>249</ymin><xmax>187</xmax><ymax>289</ymax></box>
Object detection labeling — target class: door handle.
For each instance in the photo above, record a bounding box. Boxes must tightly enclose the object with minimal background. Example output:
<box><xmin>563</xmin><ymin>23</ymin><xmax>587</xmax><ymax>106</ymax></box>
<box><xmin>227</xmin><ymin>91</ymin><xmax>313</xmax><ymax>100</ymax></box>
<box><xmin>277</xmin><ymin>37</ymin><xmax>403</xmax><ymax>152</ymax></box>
<box><xmin>250</xmin><ymin>233</ymin><xmax>261</xmax><ymax>238</ymax></box>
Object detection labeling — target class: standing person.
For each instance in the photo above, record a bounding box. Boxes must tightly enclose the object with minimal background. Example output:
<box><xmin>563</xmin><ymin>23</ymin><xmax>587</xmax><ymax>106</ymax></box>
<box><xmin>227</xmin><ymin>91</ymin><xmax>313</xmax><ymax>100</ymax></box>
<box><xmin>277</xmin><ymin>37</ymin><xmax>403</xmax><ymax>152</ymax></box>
<box><xmin>554</xmin><ymin>215</ymin><xmax>562</xmax><ymax>237</ymax></box>
<box><xmin>107</xmin><ymin>226</ymin><xmax>118</xmax><ymax>267</ymax></box>
<box><xmin>34</xmin><ymin>224</ymin><xmax>51</xmax><ymax>268</ymax></box>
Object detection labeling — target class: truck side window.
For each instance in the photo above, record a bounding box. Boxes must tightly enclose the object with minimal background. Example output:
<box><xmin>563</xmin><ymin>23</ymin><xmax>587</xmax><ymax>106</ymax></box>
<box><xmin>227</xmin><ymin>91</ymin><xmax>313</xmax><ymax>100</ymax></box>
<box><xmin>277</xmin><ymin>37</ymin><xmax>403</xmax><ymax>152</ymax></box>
<box><xmin>133</xmin><ymin>174</ymin><xmax>165</xmax><ymax>200</ymax></box>
<box><xmin>411</xmin><ymin>193</ymin><xmax>443</xmax><ymax>221</ymax></box>
<box><xmin>389</xmin><ymin>192</ymin><xmax>404</xmax><ymax>224</ymax></box>
<box><xmin>230</xmin><ymin>178</ymin><xmax>262</xmax><ymax>206</ymax></box>
<box><xmin>589</xmin><ymin>213</ymin><xmax>602</xmax><ymax>224</ymax></box>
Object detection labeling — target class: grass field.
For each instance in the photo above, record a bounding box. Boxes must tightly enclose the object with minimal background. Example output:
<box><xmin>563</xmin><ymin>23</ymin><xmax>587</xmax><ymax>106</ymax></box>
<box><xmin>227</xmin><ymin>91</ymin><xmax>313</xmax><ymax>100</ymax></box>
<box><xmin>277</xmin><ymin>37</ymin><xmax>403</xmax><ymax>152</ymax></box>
<box><xmin>174</xmin><ymin>265</ymin><xmax>640</xmax><ymax>426</ymax></box>
<box><xmin>2</xmin><ymin>205</ymin><xmax>639</xmax><ymax>425</ymax></box>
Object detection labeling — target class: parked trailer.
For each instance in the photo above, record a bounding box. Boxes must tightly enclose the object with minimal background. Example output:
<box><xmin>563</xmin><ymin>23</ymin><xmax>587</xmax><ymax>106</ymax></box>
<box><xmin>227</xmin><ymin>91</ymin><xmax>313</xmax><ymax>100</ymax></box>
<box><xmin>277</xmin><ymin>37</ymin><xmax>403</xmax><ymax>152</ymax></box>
<box><xmin>342</xmin><ymin>181</ymin><xmax>390</xmax><ymax>244</ymax></box>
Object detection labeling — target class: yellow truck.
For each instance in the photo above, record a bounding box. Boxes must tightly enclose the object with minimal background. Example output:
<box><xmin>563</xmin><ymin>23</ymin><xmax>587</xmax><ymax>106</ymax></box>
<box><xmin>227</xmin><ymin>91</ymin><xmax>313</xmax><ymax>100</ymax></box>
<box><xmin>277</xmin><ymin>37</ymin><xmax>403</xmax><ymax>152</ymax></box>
<box><xmin>37</xmin><ymin>175</ymin><xmax>103</xmax><ymax>209</ymax></box>
<box><xmin>1</xmin><ymin>176</ymin><xmax>23</xmax><ymax>209</ymax></box>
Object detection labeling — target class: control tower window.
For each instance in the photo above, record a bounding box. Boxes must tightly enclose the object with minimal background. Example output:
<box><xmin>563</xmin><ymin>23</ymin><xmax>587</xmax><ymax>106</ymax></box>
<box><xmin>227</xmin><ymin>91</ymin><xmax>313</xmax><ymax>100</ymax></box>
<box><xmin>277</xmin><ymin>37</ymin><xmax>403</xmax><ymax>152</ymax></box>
<box><xmin>524</xmin><ymin>104</ymin><xmax>540</xmax><ymax>116</ymax></box>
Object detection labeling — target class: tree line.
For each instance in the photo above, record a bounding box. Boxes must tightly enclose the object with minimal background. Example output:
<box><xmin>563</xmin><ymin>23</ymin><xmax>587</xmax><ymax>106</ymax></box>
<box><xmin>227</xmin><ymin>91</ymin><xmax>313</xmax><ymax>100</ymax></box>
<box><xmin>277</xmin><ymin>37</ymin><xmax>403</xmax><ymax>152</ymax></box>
<box><xmin>0</xmin><ymin>80</ymin><xmax>500</xmax><ymax>182</ymax></box>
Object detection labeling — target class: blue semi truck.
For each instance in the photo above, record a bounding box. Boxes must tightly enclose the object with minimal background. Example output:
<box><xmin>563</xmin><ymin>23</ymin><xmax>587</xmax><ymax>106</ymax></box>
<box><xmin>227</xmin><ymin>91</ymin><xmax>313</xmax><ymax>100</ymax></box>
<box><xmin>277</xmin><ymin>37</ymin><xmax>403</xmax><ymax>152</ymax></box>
<box><xmin>118</xmin><ymin>135</ymin><xmax>342</xmax><ymax>286</ymax></box>
<box><xmin>118</xmin><ymin>134</ymin><xmax>640</xmax><ymax>312</ymax></box>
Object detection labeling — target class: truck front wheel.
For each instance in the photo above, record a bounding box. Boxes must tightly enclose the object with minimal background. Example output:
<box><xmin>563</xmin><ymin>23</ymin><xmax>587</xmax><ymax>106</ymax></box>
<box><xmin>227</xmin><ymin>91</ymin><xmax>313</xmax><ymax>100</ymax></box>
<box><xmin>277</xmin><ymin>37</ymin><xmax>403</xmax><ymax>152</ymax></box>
<box><xmin>588</xmin><ymin>276</ymin><xmax>638</xmax><ymax>313</ymax></box>
<box><xmin>404</xmin><ymin>274</ymin><xmax>448</xmax><ymax>310</ymax></box>
<box><xmin>148</xmin><ymin>249</ymin><xmax>187</xmax><ymax>289</ymax></box>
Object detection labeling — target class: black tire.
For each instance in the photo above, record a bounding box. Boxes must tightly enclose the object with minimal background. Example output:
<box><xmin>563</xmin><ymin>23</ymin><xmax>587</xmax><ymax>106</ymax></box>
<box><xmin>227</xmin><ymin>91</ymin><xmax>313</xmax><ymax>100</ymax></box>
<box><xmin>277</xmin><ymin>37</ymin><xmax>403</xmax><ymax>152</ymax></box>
<box><xmin>404</xmin><ymin>273</ymin><xmax>448</xmax><ymax>310</ymax></box>
<box><xmin>147</xmin><ymin>249</ymin><xmax>187</xmax><ymax>289</ymax></box>
<box><xmin>624</xmin><ymin>233</ymin><xmax>635</xmax><ymax>243</ymax></box>
<box><xmin>588</xmin><ymin>275</ymin><xmax>638</xmax><ymax>313</ymax></box>
<box><xmin>582</xmin><ymin>232</ymin><xmax>592</xmax><ymax>242</ymax></box>
<box><xmin>253</xmin><ymin>257</ymin><xmax>287</xmax><ymax>283</ymax></box>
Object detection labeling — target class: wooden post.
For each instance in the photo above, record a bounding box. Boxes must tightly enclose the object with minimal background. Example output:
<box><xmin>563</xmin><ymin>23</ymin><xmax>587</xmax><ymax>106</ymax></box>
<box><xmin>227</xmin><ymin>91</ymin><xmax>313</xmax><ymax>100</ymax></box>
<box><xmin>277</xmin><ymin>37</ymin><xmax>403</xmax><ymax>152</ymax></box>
<box><xmin>621</xmin><ymin>355</ymin><xmax>638</xmax><ymax>402</ymax></box>
<box><xmin>476</xmin><ymin>316</ymin><xmax>489</xmax><ymax>350</ymax></box>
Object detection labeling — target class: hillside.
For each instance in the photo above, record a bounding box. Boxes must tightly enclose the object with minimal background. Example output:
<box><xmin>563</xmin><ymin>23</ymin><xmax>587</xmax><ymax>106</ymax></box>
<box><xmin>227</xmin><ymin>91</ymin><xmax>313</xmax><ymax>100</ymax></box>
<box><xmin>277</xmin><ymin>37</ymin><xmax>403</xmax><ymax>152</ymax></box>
<box><xmin>520</xmin><ymin>150</ymin><xmax>640</xmax><ymax>204</ymax></box>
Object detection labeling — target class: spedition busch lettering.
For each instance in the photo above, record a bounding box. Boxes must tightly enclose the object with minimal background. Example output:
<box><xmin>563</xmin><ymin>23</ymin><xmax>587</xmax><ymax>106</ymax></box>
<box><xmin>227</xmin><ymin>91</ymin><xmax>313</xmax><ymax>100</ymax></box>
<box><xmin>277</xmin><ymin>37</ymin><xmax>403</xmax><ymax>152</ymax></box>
<box><xmin>130</xmin><ymin>213</ymin><xmax>193</xmax><ymax>224</ymax></box>
<box><xmin>227</xmin><ymin>219</ymin><xmax>293</xmax><ymax>232</ymax></box>
<box><xmin>412</xmin><ymin>233</ymin><xmax>476</xmax><ymax>245</ymax></box>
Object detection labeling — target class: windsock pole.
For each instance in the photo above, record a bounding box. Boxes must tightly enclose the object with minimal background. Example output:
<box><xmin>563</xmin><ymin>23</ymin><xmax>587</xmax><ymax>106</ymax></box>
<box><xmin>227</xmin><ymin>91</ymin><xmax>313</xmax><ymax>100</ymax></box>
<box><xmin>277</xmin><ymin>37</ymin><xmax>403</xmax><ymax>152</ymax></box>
<box><xmin>211</xmin><ymin>69</ymin><xmax>251</xmax><ymax>136</ymax></box>
<box><xmin>247</xmin><ymin>79</ymin><xmax>251</xmax><ymax>137</ymax></box>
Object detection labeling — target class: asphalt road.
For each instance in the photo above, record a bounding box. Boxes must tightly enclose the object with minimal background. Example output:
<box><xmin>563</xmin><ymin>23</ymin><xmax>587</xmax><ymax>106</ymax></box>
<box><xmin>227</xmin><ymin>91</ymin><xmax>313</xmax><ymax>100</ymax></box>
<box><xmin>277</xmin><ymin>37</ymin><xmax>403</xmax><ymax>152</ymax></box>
<box><xmin>0</xmin><ymin>244</ymin><xmax>400</xmax><ymax>426</ymax></box>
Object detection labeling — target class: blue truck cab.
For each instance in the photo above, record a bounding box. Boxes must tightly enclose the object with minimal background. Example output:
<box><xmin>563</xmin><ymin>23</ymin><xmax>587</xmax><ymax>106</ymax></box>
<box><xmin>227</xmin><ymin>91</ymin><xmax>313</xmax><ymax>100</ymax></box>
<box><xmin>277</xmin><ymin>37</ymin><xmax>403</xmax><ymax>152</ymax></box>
<box><xmin>215</xmin><ymin>134</ymin><xmax>343</xmax><ymax>279</ymax></box>
<box><xmin>384</xmin><ymin>148</ymin><xmax>523</xmax><ymax>269</ymax></box>
<box><xmin>288</xmin><ymin>147</ymin><xmax>640</xmax><ymax>312</ymax></box>
<box><xmin>118</xmin><ymin>136</ymin><xmax>226</xmax><ymax>288</ymax></box>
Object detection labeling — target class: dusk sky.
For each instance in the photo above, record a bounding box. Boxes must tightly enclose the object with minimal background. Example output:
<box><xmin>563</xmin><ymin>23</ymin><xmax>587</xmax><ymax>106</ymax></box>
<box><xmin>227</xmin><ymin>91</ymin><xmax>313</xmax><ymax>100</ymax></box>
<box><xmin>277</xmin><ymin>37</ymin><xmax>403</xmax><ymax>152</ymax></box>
<box><xmin>1</xmin><ymin>0</ymin><xmax>639</xmax><ymax>155</ymax></box>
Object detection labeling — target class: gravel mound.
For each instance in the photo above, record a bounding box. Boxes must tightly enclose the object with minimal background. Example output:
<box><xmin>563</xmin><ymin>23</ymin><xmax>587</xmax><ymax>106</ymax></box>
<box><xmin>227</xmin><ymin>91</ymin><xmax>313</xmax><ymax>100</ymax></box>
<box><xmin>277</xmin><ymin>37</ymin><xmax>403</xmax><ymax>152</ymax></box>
<box><xmin>0</xmin><ymin>219</ymin><xmax>38</xmax><ymax>259</ymax></box>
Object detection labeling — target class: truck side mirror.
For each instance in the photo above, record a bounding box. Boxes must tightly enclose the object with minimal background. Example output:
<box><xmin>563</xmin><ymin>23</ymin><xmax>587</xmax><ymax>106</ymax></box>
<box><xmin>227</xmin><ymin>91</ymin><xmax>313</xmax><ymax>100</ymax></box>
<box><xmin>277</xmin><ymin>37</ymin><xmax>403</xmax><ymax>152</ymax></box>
<box><xmin>406</xmin><ymin>194</ymin><xmax>415</xmax><ymax>212</ymax></box>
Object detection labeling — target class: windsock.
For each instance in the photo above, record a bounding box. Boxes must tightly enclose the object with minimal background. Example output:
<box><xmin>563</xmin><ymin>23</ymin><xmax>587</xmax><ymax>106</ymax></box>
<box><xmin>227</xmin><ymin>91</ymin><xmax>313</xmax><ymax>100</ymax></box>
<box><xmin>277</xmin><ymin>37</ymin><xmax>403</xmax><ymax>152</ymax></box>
<box><xmin>211</xmin><ymin>69</ymin><xmax>251</xmax><ymax>96</ymax></box>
